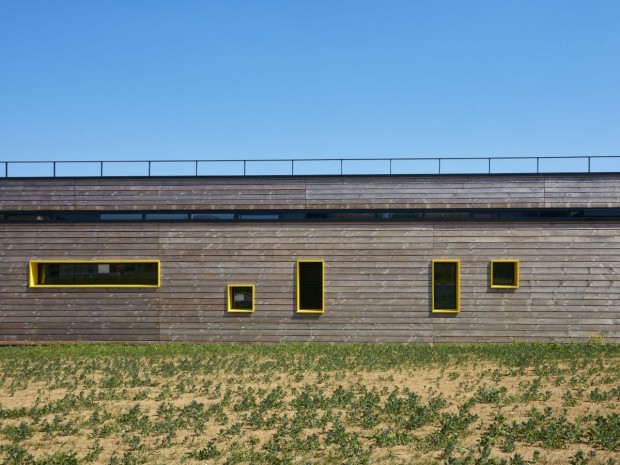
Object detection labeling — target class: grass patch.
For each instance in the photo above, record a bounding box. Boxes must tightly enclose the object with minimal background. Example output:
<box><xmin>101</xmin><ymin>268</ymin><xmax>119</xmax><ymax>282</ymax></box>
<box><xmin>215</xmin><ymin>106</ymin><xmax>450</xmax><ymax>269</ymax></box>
<box><xmin>0</xmin><ymin>342</ymin><xmax>619</xmax><ymax>464</ymax></box>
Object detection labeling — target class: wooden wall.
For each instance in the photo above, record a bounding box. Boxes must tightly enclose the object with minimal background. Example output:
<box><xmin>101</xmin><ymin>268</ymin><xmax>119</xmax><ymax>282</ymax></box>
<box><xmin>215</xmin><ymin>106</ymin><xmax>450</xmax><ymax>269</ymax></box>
<box><xmin>0</xmin><ymin>225</ymin><xmax>160</xmax><ymax>342</ymax></box>
<box><xmin>2</xmin><ymin>173</ymin><xmax>620</xmax><ymax>210</ymax></box>
<box><xmin>1</xmin><ymin>221</ymin><xmax>619</xmax><ymax>343</ymax></box>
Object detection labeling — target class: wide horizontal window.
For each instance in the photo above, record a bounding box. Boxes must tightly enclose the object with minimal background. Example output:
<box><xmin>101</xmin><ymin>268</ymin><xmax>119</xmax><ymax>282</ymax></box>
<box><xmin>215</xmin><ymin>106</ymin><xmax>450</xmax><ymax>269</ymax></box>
<box><xmin>432</xmin><ymin>260</ymin><xmax>460</xmax><ymax>313</ymax></box>
<box><xmin>6</xmin><ymin>208</ymin><xmax>620</xmax><ymax>223</ymax></box>
<box><xmin>29</xmin><ymin>260</ymin><xmax>160</xmax><ymax>288</ymax></box>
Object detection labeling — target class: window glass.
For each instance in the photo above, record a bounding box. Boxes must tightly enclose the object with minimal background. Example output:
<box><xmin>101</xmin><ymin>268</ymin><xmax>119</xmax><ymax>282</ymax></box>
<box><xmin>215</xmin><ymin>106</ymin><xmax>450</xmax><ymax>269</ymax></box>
<box><xmin>491</xmin><ymin>260</ymin><xmax>519</xmax><ymax>288</ymax></box>
<box><xmin>297</xmin><ymin>261</ymin><xmax>324</xmax><ymax>313</ymax></box>
<box><xmin>31</xmin><ymin>261</ymin><xmax>159</xmax><ymax>287</ymax></box>
<box><xmin>228</xmin><ymin>285</ymin><xmax>255</xmax><ymax>312</ymax></box>
<box><xmin>433</xmin><ymin>261</ymin><xmax>459</xmax><ymax>312</ymax></box>
<box><xmin>99</xmin><ymin>213</ymin><xmax>143</xmax><ymax>221</ymax></box>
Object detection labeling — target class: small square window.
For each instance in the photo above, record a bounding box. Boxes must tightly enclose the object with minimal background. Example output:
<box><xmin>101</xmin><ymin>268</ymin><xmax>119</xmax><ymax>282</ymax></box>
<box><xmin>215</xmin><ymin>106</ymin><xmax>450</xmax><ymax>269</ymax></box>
<box><xmin>227</xmin><ymin>285</ymin><xmax>255</xmax><ymax>312</ymax></box>
<box><xmin>491</xmin><ymin>260</ymin><xmax>519</xmax><ymax>289</ymax></box>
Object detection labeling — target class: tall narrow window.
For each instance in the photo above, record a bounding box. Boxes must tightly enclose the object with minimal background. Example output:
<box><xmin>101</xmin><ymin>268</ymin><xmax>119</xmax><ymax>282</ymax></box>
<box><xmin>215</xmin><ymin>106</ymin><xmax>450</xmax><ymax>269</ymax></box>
<box><xmin>29</xmin><ymin>260</ymin><xmax>160</xmax><ymax>288</ymax></box>
<box><xmin>432</xmin><ymin>260</ymin><xmax>460</xmax><ymax>313</ymax></box>
<box><xmin>296</xmin><ymin>260</ymin><xmax>325</xmax><ymax>313</ymax></box>
<box><xmin>491</xmin><ymin>260</ymin><xmax>519</xmax><ymax>288</ymax></box>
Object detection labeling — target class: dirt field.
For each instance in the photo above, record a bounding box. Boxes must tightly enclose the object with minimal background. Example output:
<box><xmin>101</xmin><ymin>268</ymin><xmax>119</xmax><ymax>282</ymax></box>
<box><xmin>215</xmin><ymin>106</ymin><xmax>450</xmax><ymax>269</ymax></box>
<box><xmin>0</xmin><ymin>343</ymin><xmax>619</xmax><ymax>464</ymax></box>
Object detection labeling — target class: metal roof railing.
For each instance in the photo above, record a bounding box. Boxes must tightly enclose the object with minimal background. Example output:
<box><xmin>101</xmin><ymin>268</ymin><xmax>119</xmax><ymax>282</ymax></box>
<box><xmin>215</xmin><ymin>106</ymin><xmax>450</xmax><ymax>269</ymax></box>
<box><xmin>1</xmin><ymin>155</ymin><xmax>619</xmax><ymax>178</ymax></box>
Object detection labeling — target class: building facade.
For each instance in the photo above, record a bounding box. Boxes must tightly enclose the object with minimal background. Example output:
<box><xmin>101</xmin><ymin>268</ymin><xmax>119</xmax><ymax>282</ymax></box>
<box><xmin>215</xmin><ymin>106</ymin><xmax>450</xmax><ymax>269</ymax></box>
<box><xmin>1</xmin><ymin>172</ymin><xmax>619</xmax><ymax>343</ymax></box>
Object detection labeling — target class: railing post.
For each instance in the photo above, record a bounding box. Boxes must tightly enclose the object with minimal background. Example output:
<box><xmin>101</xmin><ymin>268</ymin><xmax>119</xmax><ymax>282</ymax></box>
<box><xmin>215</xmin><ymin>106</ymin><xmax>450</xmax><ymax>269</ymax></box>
<box><xmin>389</xmin><ymin>159</ymin><xmax>392</xmax><ymax>175</ymax></box>
<box><xmin>340</xmin><ymin>159</ymin><xmax>343</xmax><ymax>175</ymax></box>
<box><xmin>148</xmin><ymin>161</ymin><xmax>151</xmax><ymax>176</ymax></box>
<box><xmin>536</xmin><ymin>157</ymin><xmax>539</xmax><ymax>173</ymax></box>
<box><xmin>438</xmin><ymin>158</ymin><xmax>441</xmax><ymax>174</ymax></box>
<box><xmin>100</xmin><ymin>161</ymin><xmax>103</xmax><ymax>177</ymax></box>
<box><xmin>291</xmin><ymin>160</ymin><xmax>294</xmax><ymax>175</ymax></box>
<box><xmin>244</xmin><ymin>160</ymin><xmax>247</xmax><ymax>176</ymax></box>
<box><xmin>488</xmin><ymin>158</ymin><xmax>491</xmax><ymax>174</ymax></box>
<box><xmin>53</xmin><ymin>162</ymin><xmax>56</xmax><ymax>178</ymax></box>
<box><xmin>588</xmin><ymin>156</ymin><xmax>591</xmax><ymax>173</ymax></box>
<box><xmin>5</xmin><ymin>162</ymin><xmax>8</xmax><ymax>178</ymax></box>
<box><xmin>195</xmin><ymin>160</ymin><xmax>198</xmax><ymax>176</ymax></box>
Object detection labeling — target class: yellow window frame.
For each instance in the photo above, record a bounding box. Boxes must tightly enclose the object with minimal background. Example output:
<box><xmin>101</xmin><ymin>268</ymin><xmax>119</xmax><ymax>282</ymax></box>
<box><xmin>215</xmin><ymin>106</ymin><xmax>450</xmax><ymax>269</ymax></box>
<box><xmin>29</xmin><ymin>260</ymin><xmax>161</xmax><ymax>288</ymax></box>
<box><xmin>490</xmin><ymin>259</ymin><xmax>520</xmax><ymax>289</ymax></box>
<box><xmin>227</xmin><ymin>284</ymin><xmax>255</xmax><ymax>313</ymax></box>
<box><xmin>296</xmin><ymin>259</ymin><xmax>325</xmax><ymax>314</ymax></box>
<box><xmin>432</xmin><ymin>259</ymin><xmax>460</xmax><ymax>314</ymax></box>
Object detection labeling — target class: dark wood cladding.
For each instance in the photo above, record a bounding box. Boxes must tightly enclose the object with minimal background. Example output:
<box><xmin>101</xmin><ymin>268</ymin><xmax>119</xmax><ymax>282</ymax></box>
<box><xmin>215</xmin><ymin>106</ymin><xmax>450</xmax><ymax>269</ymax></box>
<box><xmin>3</xmin><ymin>173</ymin><xmax>620</xmax><ymax>211</ymax></box>
<box><xmin>0</xmin><ymin>225</ymin><xmax>160</xmax><ymax>343</ymax></box>
<box><xmin>306</xmin><ymin>176</ymin><xmax>546</xmax><ymax>209</ymax></box>
<box><xmin>1</xmin><ymin>221</ymin><xmax>619</xmax><ymax>343</ymax></box>
<box><xmin>0</xmin><ymin>178</ymin><xmax>307</xmax><ymax>211</ymax></box>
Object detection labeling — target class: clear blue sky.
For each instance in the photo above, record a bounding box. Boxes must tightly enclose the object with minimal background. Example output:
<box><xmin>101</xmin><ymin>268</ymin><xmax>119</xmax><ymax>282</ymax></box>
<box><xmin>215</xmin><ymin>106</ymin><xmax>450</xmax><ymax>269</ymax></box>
<box><xmin>1</xmin><ymin>1</ymin><xmax>619</xmax><ymax>165</ymax></box>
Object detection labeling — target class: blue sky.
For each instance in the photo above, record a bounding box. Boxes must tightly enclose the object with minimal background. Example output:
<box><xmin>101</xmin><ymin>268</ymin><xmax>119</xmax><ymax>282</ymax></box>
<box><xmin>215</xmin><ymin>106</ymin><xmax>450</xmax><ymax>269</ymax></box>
<box><xmin>0</xmin><ymin>1</ymin><xmax>619</xmax><ymax>171</ymax></box>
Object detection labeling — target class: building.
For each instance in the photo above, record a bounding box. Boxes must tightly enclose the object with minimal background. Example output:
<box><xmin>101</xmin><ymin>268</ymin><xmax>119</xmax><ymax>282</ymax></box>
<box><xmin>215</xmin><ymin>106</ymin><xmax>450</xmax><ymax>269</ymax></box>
<box><xmin>1</xmin><ymin>158</ymin><xmax>619</xmax><ymax>343</ymax></box>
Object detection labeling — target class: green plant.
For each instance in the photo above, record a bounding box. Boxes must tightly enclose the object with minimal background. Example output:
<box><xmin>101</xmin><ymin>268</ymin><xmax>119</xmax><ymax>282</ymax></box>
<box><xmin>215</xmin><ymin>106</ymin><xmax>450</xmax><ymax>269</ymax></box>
<box><xmin>186</xmin><ymin>440</ymin><xmax>221</xmax><ymax>460</ymax></box>
<box><xmin>588</xmin><ymin>413</ymin><xmax>620</xmax><ymax>450</ymax></box>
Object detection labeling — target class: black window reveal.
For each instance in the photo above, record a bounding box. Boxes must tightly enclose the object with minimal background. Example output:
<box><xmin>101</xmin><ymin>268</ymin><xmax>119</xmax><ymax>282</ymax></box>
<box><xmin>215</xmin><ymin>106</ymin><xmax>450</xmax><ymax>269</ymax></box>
<box><xmin>432</xmin><ymin>260</ymin><xmax>460</xmax><ymax>313</ymax></box>
<box><xmin>296</xmin><ymin>260</ymin><xmax>325</xmax><ymax>313</ymax></box>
